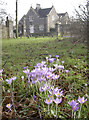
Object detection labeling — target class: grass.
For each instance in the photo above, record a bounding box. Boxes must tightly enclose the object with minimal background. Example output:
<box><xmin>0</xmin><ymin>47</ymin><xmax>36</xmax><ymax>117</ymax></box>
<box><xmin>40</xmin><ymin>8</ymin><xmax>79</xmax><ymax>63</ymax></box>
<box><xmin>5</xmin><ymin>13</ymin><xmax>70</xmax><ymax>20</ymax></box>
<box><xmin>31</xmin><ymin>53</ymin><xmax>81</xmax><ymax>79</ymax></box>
<box><xmin>2</xmin><ymin>37</ymin><xmax>87</xmax><ymax>77</ymax></box>
<box><xmin>2</xmin><ymin>36</ymin><xmax>89</xmax><ymax>119</ymax></box>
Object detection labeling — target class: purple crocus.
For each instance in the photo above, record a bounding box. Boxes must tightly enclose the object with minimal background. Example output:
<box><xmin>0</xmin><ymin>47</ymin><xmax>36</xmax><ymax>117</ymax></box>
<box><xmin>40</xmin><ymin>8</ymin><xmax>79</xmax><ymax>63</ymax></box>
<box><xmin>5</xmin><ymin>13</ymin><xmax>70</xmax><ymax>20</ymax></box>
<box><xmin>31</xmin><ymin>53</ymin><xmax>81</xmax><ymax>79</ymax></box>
<box><xmin>6</xmin><ymin>103</ymin><xmax>12</xmax><ymax>111</ymax></box>
<box><xmin>78</xmin><ymin>96</ymin><xmax>87</xmax><ymax>104</ymax></box>
<box><xmin>21</xmin><ymin>76</ymin><xmax>24</xmax><ymax>80</ymax></box>
<box><xmin>53</xmin><ymin>87</ymin><xmax>59</xmax><ymax>94</ymax></box>
<box><xmin>65</xmin><ymin>70</ymin><xmax>69</xmax><ymax>74</ymax></box>
<box><xmin>72</xmin><ymin>103</ymin><xmax>79</xmax><ymax>112</ymax></box>
<box><xmin>68</xmin><ymin>100</ymin><xmax>79</xmax><ymax>112</ymax></box>
<box><xmin>24</xmin><ymin>66</ymin><xmax>28</xmax><ymax>69</ymax></box>
<box><xmin>62</xmin><ymin>61</ymin><xmax>64</xmax><ymax>64</ymax></box>
<box><xmin>46</xmin><ymin>57</ymin><xmax>48</xmax><ymax>61</ymax></box>
<box><xmin>23</xmin><ymin>69</ymin><xmax>29</xmax><ymax>75</ymax></box>
<box><xmin>53</xmin><ymin>64</ymin><xmax>59</xmax><ymax>69</ymax></box>
<box><xmin>6</xmin><ymin>78</ymin><xmax>12</xmax><ymax>85</ymax></box>
<box><xmin>58</xmin><ymin>65</ymin><xmax>64</xmax><ymax>69</ymax></box>
<box><xmin>55</xmin><ymin>90</ymin><xmax>63</xmax><ymax>97</ymax></box>
<box><xmin>56</xmin><ymin>55</ymin><xmax>59</xmax><ymax>58</ymax></box>
<box><xmin>0</xmin><ymin>69</ymin><xmax>3</xmax><ymax>74</ymax></box>
<box><xmin>49</xmin><ymin>55</ymin><xmax>52</xmax><ymax>58</ymax></box>
<box><xmin>39</xmin><ymin>87</ymin><xmax>43</xmax><ymax>92</ymax></box>
<box><xmin>48</xmin><ymin>58</ymin><xmax>56</xmax><ymax>63</ymax></box>
<box><xmin>44</xmin><ymin>98</ymin><xmax>52</xmax><ymax>104</ymax></box>
<box><xmin>11</xmin><ymin>76</ymin><xmax>17</xmax><ymax>81</ymax></box>
<box><xmin>53</xmin><ymin>97</ymin><xmax>62</xmax><ymax>104</ymax></box>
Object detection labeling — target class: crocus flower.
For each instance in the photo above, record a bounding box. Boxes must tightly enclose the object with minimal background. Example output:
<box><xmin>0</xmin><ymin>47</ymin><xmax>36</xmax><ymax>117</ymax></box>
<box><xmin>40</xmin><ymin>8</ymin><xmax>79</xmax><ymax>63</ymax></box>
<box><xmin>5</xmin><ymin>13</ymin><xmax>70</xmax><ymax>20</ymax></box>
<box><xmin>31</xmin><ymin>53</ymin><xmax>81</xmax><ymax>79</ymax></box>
<box><xmin>23</xmin><ymin>69</ymin><xmax>29</xmax><ymax>75</ymax></box>
<box><xmin>0</xmin><ymin>69</ymin><xmax>3</xmax><ymax>74</ymax></box>
<box><xmin>55</xmin><ymin>91</ymin><xmax>63</xmax><ymax>97</ymax></box>
<box><xmin>78</xmin><ymin>96</ymin><xmax>87</xmax><ymax>104</ymax></box>
<box><xmin>68</xmin><ymin>100</ymin><xmax>79</xmax><ymax>112</ymax></box>
<box><xmin>62</xmin><ymin>61</ymin><xmax>64</xmax><ymax>64</ymax></box>
<box><xmin>53</xmin><ymin>87</ymin><xmax>59</xmax><ymax>94</ymax></box>
<box><xmin>11</xmin><ymin>76</ymin><xmax>17</xmax><ymax>81</ymax></box>
<box><xmin>72</xmin><ymin>104</ymin><xmax>79</xmax><ymax>112</ymax></box>
<box><xmin>53</xmin><ymin>64</ymin><xmax>59</xmax><ymax>69</ymax></box>
<box><xmin>58</xmin><ymin>65</ymin><xmax>64</xmax><ymax>69</ymax></box>
<box><xmin>21</xmin><ymin>76</ymin><xmax>24</xmax><ymax>80</ymax></box>
<box><xmin>52</xmin><ymin>74</ymin><xmax>59</xmax><ymax>80</ymax></box>
<box><xmin>6</xmin><ymin>103</ymin><xmax>12</xmax><ymax>111</ymax></box>
<box><xmin>45</xmin><ymin>98</ymin><xmax>52</xmax><ymax>104</ymax></box>
<box><xmin>6</xmin><ymin>78</ymin><xmax>12</xmax><ymax>85</ymax></box>
<box><xmin>32</xmin><ymin>80</ymin><xmax>36</xmax><ymax>85</ymax></box>
<box><xmin>65</xmin><ymin>70</ymin><xmax>69</xmax><ymax>73</ymax></box>
<box><xmin>49</xmin><ymin>55</ymin><xmax>52</xmax><ymax>58</ymax></box>
<box><xmin>68</xmin><ymin>100</ymin><xmax>77</xmax><ymax>107</ymax></box>
<box><xmin>24</xmin><ymin>66</ymin><xmax>28</xmax><ymax>69</ymax></box>
<box><xmin>39</xmin><ymin>87</ymin><xmax>43</xmax><ymax>92</ymax></box>
<box><xmin>56</xmin><ymin>55</ymin><xmax>59</xmax><ymax>58</ymax></box>
<box><xmin>46</xmin><ymin>57</ymin><xmax>48</xmax><ymax>61</ymax></box>
<box><xmin>48</xmin><ymin>58</ymin><xmax>56</xmax><ymax>63</ymax></box>
<box><xmin>53</xmin><ymin>97</ymin><xmax>62</xmax><ymax>104</ymax></box>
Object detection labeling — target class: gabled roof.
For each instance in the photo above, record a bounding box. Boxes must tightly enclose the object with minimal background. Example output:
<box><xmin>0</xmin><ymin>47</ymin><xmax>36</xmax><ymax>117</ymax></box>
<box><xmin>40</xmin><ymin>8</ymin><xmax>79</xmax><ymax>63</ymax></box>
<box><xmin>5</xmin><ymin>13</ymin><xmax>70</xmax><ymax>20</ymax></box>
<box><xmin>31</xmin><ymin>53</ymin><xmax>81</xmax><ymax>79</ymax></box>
<box><xmin>35</xmin><ymin>7</ymin><xmax>52</xmax><ymax>17</ymax></box>
<box><xmin>58</xmin><ymin>12</ymin><xmax>67</xmax><ymax>18</ymax></box>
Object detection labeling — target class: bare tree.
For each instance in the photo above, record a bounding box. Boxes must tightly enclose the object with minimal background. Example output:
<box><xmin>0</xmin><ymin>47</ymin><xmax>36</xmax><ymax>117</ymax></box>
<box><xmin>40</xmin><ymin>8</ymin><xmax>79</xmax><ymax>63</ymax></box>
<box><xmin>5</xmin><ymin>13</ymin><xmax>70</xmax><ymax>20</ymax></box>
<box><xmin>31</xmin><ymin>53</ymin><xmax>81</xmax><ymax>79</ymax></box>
<box><xmin>69</xmin><ymin>0</ymin><xmax>89</xmax><ymax>42</ymax></box>
<box><xmin>0</xmin><ymin>0</ymin><xmax>7</xmax><ymax>24</ymax></box>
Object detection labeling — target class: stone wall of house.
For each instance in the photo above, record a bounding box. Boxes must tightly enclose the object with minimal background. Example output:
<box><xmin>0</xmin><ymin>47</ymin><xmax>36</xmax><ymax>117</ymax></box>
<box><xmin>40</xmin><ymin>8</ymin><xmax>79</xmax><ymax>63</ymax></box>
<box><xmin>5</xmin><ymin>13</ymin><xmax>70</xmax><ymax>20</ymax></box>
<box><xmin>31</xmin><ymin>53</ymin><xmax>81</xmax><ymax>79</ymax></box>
<box><xmin>47</xmin><ymin>6</ymin><xmax>59</xmax><ymax>32</ymax></box>
<box><xmin>8</xmin><ymin>21</ymin><xmax>13</xmax><ymax>38</ymax></box>
<box><xmin>0</xmin><ymin>17</ymin><xmax>13</xmax><ymax>39</ymax></box>
<box><xmin>2</xmin><ymin>26</ymin><xmax>9</xmax><ymax>39</ymax></box>
<box><xmin>26</xmin><ymin>7</ymin><xmax>46</xmax><ymax>35</ymax></box>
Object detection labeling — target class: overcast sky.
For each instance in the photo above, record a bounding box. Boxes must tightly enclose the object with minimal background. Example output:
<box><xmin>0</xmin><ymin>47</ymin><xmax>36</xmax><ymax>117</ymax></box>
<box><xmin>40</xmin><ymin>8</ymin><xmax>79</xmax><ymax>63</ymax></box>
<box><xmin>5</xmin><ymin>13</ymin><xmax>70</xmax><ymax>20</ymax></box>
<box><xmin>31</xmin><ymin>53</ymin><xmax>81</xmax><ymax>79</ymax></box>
<box><xmin>1</xmin><ymin>0</ymin><xmax>86</xmax><ymax>22</ymax></box>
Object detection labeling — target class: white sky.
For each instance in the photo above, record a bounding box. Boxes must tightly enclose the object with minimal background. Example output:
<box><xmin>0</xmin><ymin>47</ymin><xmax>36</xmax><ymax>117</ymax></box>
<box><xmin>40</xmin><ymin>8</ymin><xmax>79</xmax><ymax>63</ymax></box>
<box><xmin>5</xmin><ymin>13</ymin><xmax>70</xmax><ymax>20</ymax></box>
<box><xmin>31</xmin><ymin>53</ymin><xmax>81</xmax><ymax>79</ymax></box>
<box><xmin>1</xmin><ymin>0</ymin><xmax>87</xmax><ymax>22</ymax></box>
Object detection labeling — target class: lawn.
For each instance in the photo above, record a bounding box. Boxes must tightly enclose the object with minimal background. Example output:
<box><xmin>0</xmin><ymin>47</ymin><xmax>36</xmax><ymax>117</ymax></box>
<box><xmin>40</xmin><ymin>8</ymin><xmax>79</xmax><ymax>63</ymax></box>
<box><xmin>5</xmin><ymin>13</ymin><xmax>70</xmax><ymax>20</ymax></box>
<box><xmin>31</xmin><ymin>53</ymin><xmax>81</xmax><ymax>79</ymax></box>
<box><xmin>2</xmin><ymin>36</ymin><xmax>89</xmax><ymax>119</ymax></box>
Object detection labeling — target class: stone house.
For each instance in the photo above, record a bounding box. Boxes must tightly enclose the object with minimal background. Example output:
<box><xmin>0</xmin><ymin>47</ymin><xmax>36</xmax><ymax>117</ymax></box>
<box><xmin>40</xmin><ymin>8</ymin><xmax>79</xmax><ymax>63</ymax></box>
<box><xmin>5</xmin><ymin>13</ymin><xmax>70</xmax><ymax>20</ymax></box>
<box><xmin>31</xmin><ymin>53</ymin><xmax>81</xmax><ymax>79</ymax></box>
<box><xmin>18</xmin><ymin>4</ymin><xmax>69</xmax><ymax>36</ymax></box>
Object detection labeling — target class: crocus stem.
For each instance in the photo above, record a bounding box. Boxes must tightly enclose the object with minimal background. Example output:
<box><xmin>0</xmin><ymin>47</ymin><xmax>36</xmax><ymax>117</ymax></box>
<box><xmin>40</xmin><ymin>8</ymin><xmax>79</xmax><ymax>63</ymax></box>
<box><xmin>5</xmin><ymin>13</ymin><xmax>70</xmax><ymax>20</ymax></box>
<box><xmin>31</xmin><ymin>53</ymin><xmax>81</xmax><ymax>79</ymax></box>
<box><xmin>36</xmin><ymin>83</ymin><xmax>38</xmax><ymax>92</ymax></box>
<box><xmin>10</xmin><ymin>83</ymin><xmax>16</xmax><ymax>118</ymax></box>
<box><xmin>72</xmin><ymin>110</ymin><xmax>73</xmax><ymax>118</ymax></box>
<box><xmin>56</xmin><ymin>104</ymin><xmax>58</xmax><ymax>119</ymax></box>
<box><xmin>74</xmin><ymin>112</ymin><xmax>76</xmax><ymax>120</ymax></box>
<box><xmin>48</xmin><ymin>104</ymin><xmax>49</xmax><ymax>112</ymax></box>
<box><xmin>78</xmin><ymin>104</ymin><xmax>82</xmax><ymax>118</ymax></box>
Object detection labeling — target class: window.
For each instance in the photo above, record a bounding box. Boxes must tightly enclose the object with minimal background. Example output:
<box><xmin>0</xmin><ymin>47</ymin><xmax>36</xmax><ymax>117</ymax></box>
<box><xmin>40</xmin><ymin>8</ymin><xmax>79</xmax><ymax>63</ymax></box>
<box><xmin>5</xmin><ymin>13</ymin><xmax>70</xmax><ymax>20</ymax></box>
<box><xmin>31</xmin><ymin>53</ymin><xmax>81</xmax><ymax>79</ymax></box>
<box><xmin>29</xmin><ymin>25</ymin><xmax>34</xmax><ymax>33</ymax></box>
<box><xmin>52</xmin><ymin>15</ymin><xmax>55</xmax><ymax>21</ymax></box>
<box><xmin>66</xmin><ymin>21</ymin><xmax>68</xmax><ymax>24</ymax></box>
<box><xmin>29</xmin><ymin>16</ymin><xmax>33</xmax><ymax>22</ymax></box>
<box><xmin>39</xmin><ymin>25</ymin><xmax>44</xmax><ymax>31</ymax></box>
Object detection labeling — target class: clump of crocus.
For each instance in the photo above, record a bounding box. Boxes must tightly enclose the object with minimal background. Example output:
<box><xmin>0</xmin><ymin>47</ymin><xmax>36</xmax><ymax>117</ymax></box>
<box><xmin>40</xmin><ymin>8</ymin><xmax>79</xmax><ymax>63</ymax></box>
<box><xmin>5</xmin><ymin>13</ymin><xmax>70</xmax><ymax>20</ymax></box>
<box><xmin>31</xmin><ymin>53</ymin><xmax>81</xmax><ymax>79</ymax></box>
<box><xmin>68</xmin><ymin>96</ymin><xmax>87</xmax><ymax>119</ymax></box>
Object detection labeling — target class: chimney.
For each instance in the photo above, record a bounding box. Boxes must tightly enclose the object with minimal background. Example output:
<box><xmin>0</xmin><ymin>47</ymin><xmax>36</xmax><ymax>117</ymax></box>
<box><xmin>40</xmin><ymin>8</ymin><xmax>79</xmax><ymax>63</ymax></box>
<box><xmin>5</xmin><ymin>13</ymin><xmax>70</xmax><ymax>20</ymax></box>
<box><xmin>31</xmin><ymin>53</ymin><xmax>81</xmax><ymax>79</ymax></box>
<box><xmin>36</xmin><ymin>4</ymin><xmax>41</xmax><ymax>11</ymax></box>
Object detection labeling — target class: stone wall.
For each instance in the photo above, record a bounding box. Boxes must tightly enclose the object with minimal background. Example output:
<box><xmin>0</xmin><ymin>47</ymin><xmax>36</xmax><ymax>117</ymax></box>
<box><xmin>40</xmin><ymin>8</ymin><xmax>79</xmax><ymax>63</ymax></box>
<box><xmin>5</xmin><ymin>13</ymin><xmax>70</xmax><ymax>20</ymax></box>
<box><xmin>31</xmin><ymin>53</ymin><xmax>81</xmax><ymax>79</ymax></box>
<box><xmin>0</xmin><ymin>25</ymin><xmax>2</xmax><ymax>39</ymax></box>
<box><xmin>0</xmin><ymin>17</ymin><xmax>13</xmax><ymax>39</ymax></box>
<box><xmin>47</xmin><ymin>6</ymin><xmax>59</xmax><ymax>32</ymax></box>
